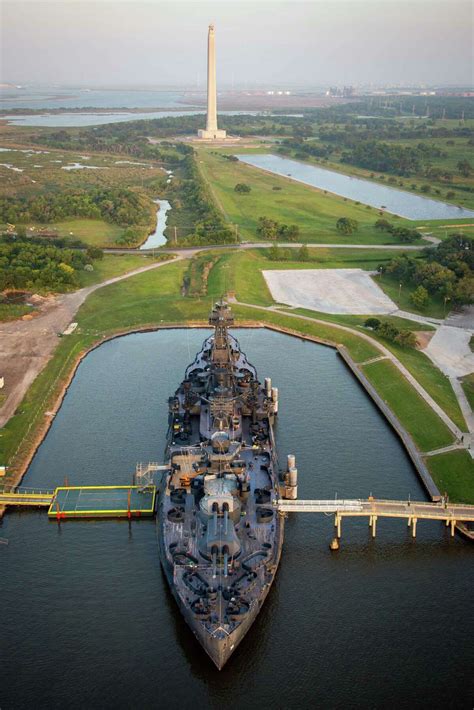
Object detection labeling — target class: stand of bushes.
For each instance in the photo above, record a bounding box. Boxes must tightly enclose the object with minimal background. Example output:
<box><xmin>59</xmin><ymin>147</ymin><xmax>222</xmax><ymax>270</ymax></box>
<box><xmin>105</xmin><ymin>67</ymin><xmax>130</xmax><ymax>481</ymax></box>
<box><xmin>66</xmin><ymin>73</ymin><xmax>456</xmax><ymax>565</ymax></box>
<box><xmin>364</xmin><ymin>317</ymin><xmax>417</xmax><ymax>347</ymax></box>
<box><xmin>0</xmin><ymin>236</ymin><xmax>99</xmax><ymax>291</ymax></box>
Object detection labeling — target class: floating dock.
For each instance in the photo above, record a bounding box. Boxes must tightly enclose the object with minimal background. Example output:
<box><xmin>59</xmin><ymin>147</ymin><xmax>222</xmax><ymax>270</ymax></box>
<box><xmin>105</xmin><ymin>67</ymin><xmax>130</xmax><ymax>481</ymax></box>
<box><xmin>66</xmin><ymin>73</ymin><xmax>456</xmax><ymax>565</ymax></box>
<box><xmin>47</xmin><ymin>485</ymin><xmax>156</xmax><ymax>519</ymax></box>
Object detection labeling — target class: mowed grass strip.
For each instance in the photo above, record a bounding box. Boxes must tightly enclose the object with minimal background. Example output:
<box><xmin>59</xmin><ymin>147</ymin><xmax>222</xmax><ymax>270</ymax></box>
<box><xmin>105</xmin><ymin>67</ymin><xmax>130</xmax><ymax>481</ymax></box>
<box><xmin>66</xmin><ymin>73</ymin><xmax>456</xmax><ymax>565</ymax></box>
<box><xmin>77</xmin><ymin>253</ymin><xmax>169</xmax><ymax>287</ymax></box>
<box><xmin>197</xmin><ymin>148</ymin><xmax>415</xmax><ymax>245</ymax></box>
<box><xmin>230</xmin><ymin>304</ymin><xmax>379</xmax><ymax>362</ymax></box>
<box><xmin>362</xmin><ymin>359</ymin><xmax>454</xmax><ymax>451</ymax></box>
<box><xmin>426</xmin><ymin>450</ymin><xmax>474</xmax><ymax>504</ymax></box>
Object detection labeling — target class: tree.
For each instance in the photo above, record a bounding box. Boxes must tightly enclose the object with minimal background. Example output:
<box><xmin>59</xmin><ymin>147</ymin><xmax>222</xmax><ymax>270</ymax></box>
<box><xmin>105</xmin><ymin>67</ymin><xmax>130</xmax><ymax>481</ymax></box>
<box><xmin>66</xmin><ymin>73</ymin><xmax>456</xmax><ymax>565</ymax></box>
<box><xmin>376</xmin><ymin>322</ymin><xmax>400</xmax><ymax>341</ymax></box>
<box><xmin>268</xmin><ymin>243</ymin><xmax>282</xmax><ymax>261</ymax></box>
<box><xmin>374</xmin><ymin>219</ymin><xmax>392</xmax><ymax>231</ymax></box>
<box><xmin>234</xmin><ymin>183</ymin><xmax>251</xmax><ymax>194</ymax></box>
<box><xmin>410</xmin><ymin>285</ymin><xmax>429</xmax><ymax>309</ymax></box>
<box><xmin>297</xmin><ymin>244</ymin><xmax>310</xmax><ymax>261</ymax></box>
<box><xmin>278</xmin><ymin>224</ymin><xmax>300</xmax><ymax>242</ymax></box>
<box><xmin>395</xmin><ymin>330</ymin><xmax>417</xmax><ymax>348</ymax></box>
<box><xmin>256</xmin><ymin>217</ymin><xmax>279</xmax><ymax>240</ymax></box>
<box><xmin>364</xmin><ymin>317</ymin><xmax>381</xmax><ymax>329</ymax></box>
<box><xmin>336</xmin><ymin>217</ymin><xmax>358</xmax><ymax>235</ymax></box>
<box><xmin>457</xmin><ymin>159</ymin><xmax>472</xmax><ymax>177</ymax></box>
<box><xmin>452</xmin><ymin>276</ymin><xmax>474</xmax><ymax>305</ymax></box>
<box><xmin>86</xmin><ymin>246</ymin><xmax>104</xmax><ymax>261</ymax></box>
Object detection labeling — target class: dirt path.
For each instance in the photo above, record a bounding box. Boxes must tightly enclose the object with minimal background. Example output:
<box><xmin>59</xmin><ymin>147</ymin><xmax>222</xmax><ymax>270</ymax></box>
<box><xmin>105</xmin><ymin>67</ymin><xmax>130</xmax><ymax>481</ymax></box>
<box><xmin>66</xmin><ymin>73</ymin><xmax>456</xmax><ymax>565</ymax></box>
<box><xmin>0</xmin><ymin>256</ymin><xmax>185</xmax><ymax>429</ymax></box>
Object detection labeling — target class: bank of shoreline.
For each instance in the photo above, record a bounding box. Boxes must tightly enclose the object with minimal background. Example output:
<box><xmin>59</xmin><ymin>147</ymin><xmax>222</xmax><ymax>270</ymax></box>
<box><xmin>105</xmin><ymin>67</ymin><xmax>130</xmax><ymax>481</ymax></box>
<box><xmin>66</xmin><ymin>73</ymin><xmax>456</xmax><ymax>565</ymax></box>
<box><xmin>2</xmin><ymin>320</ymin><xmax>456</xmax><ymax>533</ymax></box>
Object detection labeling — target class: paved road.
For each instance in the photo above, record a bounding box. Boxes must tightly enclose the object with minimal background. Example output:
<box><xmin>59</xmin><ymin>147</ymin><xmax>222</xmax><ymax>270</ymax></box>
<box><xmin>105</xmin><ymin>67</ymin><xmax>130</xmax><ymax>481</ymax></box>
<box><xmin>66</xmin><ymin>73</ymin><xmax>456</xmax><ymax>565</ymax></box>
<box><xmin>105</xmin><ymin>241</ymin><xmax>427</xmax><ymax>256</ymax></box>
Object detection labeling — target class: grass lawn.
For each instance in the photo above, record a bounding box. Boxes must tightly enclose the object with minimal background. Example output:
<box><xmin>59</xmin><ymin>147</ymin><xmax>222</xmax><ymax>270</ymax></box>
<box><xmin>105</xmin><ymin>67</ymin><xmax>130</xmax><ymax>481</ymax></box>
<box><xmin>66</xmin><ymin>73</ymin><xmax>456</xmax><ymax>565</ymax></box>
<box><xmin>21</xmin><ymin>219</ymin><xmax>127</xmax><ymax>247</ymax></box>
<box><xmin>196</xmin><ymin>147</ymin><xmax>426</xmax><ymax>245</ymax></box>
<box><xmin>362</xmin><ymin>359</ymin><xmax>454</xmax><ymax>451</ymax></box>
<box><xmin>426</xmin><ymin>450</ymin><xmax>474</xmax><ymax>504</ymax></box>
<box><xmin>461</xmin><ymin>373</ymin><xmax>474</xmax><ymax>411</ymax></box>
<box><xmin>290</xmin><ymin>308</ymin><xmax>434</xmax><ymax>332</ymax></box>
<box><xmin>77</xmin><ymin>253</ymin><xmax>167</xmax><ymax>287</ymax></box>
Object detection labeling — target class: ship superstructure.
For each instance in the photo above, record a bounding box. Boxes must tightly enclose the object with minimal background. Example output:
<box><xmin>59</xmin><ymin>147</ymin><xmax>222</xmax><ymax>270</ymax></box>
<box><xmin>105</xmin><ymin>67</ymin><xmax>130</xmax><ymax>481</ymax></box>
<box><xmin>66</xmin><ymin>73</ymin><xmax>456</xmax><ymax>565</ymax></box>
<box><xmin>158</xmin><ymin>302</ymin><xmax>294</xmax><ymax>669</ymax></box>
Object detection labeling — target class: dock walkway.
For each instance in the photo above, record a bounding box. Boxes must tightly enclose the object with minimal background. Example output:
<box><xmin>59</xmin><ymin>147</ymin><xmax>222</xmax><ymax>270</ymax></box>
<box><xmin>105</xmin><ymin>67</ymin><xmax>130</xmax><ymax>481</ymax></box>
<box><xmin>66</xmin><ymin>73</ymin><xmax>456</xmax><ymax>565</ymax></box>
<box><xmin>276</xmin><ymin>498</ymin><xmax>474</xmax><ymax>538</ymax></box>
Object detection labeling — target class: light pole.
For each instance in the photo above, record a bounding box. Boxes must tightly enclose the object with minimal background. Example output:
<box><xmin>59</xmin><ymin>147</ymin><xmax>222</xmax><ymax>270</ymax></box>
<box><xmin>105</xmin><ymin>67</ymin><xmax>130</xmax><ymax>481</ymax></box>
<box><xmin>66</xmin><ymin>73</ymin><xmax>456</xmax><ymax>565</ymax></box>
<box><xmin>444</xmin><ymin>295</ymin><xmax>451</xmax><ymax>318</ymax></box>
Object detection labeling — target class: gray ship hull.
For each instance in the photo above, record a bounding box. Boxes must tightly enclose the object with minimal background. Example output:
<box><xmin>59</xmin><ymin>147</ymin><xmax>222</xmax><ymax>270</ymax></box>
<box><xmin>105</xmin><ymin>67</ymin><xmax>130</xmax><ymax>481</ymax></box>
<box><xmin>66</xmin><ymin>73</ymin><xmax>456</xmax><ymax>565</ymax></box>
<box><xmin>158</xmin><ymin>486</ymin><xmax>285</xmax><ymax>669</ymax></box>
<box><xmin>157</xmin><ymin>304</ymin><xmax>291</xmax><ymax>669</ymax></box>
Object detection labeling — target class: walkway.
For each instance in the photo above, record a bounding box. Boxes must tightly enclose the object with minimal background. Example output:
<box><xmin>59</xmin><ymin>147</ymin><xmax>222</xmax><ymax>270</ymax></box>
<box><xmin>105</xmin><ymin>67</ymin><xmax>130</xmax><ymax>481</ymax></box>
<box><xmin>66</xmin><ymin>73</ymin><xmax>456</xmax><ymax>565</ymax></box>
<box><xmin>276</xmin><ymin>498</ymin><xmax>474</xmax><ymax>538</ymax></box>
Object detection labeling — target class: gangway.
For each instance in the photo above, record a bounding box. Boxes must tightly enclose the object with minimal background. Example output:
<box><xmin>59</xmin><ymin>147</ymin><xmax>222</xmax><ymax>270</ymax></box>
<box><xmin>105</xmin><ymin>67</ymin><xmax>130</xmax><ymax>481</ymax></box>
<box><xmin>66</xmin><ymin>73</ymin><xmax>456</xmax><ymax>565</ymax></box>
<box><xmin>134</xmin><ymin>462</ymin><xmax>169</xmax><ymax>489</ymax></box>
<box><xmin>275</xmin><ymin>498</ymin><xmax>474</xmax><ymax>538</ymax></box>
<box><xmin>0</xmin><ymin>487</ymin><xmax>55</xmax><ymax>507</ymax></box>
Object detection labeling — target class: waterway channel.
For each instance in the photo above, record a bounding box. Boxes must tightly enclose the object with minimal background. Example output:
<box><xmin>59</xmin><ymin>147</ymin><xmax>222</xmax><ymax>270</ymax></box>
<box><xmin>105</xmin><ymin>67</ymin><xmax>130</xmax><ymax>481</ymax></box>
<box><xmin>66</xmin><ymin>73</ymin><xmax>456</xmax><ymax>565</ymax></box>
<box><xmin>1</xmin><ymin>329</ymin><xmax>472</xmax><ymax>709</ymax></box>
<box><xmin>140</xmin><ymin>199</ymin><xmax>171</xmax><ymax>249</ymax></box>
<box><xmin>236</xmin><ymin>153</ymin><xmax>474</xmax><ymax>221</ymax></box>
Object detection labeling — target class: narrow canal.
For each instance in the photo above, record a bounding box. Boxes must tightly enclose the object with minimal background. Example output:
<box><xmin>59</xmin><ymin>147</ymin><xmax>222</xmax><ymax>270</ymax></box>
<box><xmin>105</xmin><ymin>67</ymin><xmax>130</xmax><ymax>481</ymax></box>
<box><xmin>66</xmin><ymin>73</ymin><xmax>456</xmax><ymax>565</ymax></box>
<box><xmin>236</xmin><ymin>153</ymin><xmax>474</xmax><ymax>221</ymax></box>
<box><xmin>1</xmin><ymin>329</ymin><xmax>472</xmax><ymax>709</ymax></box>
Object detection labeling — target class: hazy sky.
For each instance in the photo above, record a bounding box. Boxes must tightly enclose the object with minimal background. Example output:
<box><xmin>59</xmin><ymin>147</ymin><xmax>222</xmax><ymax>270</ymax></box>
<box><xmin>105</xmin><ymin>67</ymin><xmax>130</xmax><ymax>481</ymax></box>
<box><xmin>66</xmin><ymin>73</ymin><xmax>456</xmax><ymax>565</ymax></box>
<box><xmin>2</xmin><ymin>0</ymin><xmax>473</xmax><ymax>87</ymax></box>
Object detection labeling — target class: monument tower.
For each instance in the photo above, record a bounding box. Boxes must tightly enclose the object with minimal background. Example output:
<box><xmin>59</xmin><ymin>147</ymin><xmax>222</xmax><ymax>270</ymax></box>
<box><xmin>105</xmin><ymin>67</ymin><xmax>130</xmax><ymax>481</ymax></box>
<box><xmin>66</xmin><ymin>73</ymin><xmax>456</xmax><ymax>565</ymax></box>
<box><xmin>198</xmin><ymin>24</ymin><xmax>227</xmax><ymax>140</ymax></box>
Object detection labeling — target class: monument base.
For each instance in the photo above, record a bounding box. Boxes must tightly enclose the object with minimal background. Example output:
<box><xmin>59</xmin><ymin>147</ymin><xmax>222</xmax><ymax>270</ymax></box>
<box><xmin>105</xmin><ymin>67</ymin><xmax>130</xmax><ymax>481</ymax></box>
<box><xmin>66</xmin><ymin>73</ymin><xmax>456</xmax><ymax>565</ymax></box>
<box><xmin>197</xmin><ymin>128</ymin><xmax>227</xmax><ymax>140</ymax></box>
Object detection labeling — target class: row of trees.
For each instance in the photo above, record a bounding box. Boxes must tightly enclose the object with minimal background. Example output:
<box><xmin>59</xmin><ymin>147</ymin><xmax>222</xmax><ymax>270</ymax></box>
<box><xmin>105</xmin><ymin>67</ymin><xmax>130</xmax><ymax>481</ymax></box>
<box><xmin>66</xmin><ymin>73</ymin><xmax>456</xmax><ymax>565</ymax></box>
<box><xmin>364</xmin><ymin>318</ymin><xmax>417</xmax><ymax>348</ymax></box>
<box><xmin>256</xmin><ymin>217</ymin><xmax>300</xmax><ymax>241</ymax></box>
<box><xmin>0</xmin><ymin>188</ymin><xmax>155</xmax><ymax>229</ymax></box>
<box><xmin>375</xmin><ymin>219</ymin><xmax>419</xmax><ymax>243</ymax></box>
<box><xmin>380</xmin><ymin>235</ymin><xmax>474</xmax><ymax>306</ymax></box>
<box><xmin>167</xmin><ymin>154</ymin><xmax>238</xmax><ymax>246</ymax></box>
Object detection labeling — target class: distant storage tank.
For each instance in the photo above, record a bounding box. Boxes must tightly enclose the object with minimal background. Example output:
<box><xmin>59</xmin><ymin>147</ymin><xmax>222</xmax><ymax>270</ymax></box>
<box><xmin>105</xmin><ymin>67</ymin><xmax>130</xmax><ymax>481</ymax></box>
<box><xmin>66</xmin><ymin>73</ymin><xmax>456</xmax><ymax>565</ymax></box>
<box><xmin>287</xmin><ymin>454</ymin><xmax>295</xmax><ymax>471</ymax></box>
<box><xmin>264</xmin><ymin>377</ymin><xmax>272</xmax><ymax>397</ymax></box>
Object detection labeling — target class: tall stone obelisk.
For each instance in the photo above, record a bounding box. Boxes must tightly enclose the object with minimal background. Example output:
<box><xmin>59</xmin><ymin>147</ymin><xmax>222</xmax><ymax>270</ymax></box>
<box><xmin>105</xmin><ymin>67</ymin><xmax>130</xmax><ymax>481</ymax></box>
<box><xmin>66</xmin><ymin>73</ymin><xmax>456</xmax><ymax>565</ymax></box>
<box><xmin>198</xmin><ymin>24</ymin><xmax>226</xmax><ymax>140</ymax></box>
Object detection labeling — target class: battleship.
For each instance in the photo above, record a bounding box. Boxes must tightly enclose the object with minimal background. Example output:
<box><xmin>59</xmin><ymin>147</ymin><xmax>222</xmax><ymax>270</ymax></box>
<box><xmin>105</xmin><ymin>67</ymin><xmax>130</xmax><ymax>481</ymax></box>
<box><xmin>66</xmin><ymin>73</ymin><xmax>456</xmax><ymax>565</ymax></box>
<box><xmin>157</xmin><ymin>302</ymin><xmax>297</xmax><ymax>669</ymax></box>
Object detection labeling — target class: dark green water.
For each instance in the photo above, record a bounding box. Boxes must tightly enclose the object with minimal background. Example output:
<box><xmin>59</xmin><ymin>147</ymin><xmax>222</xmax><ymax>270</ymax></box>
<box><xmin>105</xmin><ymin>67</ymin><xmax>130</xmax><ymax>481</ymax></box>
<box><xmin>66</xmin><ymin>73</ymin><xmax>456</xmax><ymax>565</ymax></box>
<box><xmin>1</xmin><ymin>330</ymin><xmax>472</xmax><ymax>709</ymax></box>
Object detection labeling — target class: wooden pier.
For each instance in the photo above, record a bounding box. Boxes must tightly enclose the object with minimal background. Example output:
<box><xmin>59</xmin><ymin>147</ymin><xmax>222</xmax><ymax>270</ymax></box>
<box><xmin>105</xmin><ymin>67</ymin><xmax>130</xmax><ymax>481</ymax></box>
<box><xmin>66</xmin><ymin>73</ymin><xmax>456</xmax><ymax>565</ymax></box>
<box><xmin>275</xmin><ymin>498</ymin><xmax>474</xmax><ymax>538</ymax></box>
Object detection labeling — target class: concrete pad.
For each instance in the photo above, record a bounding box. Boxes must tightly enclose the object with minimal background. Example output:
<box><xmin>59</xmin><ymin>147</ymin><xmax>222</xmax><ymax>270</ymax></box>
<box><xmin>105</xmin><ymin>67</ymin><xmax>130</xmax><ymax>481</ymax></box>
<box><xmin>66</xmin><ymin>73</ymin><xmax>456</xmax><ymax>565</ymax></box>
<box><xmin>423</xmin><ymin>325</ymin><xmax>474</xmax><ymax>378</ymax></box>
<box><xmin>262</xmin><ymin>269</ymin><xmax>397</xmax><ymax>315</ymax></box>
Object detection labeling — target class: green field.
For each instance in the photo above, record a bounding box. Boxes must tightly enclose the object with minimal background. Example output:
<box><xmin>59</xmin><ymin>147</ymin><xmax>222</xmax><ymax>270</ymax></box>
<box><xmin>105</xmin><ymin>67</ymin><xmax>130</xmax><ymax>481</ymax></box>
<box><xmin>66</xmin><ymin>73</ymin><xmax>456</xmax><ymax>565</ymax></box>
<box><xmin>427</xmin><ymin>450</ymin><xmax>474</xmax><ymax>504</ymax></box>
<box><xmin>362</xmin><ymin>359</ymin><xmax>454</xmax><ymax>451</ymax></box>
<box><xmin>77</xmin><ymin>253</ymin><xmax>167</xmax><ymax>287</ymax></box>
<box><xmin>29</xmin><ymin>219</ymin><xmax>126</xmax><ymax>247</ymax></box>
<box><xmin>197</xmin><ymin>148</ymin><xmax>426</xmax><ymax>245</ymax></box>
<box><xmin>461</xmin><ymin>373</ymin><xmax>474</xmax><ymax>410</ymax></box>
